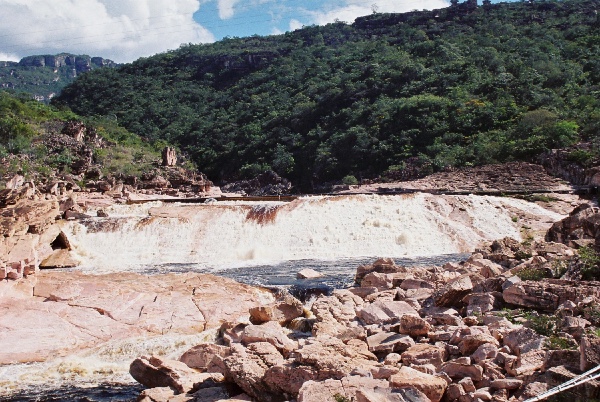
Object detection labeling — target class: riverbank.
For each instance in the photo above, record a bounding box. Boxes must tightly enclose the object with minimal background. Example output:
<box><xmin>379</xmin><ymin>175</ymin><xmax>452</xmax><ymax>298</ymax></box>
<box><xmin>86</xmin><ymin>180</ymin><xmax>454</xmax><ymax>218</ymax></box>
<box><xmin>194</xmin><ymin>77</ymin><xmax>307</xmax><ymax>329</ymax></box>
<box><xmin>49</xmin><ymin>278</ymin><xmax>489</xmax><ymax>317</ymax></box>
<box><xmin>128</xmin><ymin>205</ymin><xmax>600</xmax><ymax>401</ymax></box>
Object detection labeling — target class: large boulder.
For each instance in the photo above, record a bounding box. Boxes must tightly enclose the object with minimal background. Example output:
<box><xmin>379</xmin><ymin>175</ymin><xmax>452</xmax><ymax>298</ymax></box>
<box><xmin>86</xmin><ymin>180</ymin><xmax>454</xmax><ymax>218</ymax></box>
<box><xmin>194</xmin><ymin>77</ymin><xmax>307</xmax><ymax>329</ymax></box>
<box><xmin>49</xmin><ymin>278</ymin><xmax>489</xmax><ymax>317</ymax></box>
<box><xmin>367</xmin><ymin>332</ymin><xmax>415</xmax><ymax>354</ymax></box>
<box><xmin>241</xmin><ymin>321</ymin><xmax>298</xmax><ymax>355</ymax></box>
<box><xmin>179</xmin><ymin>343</ymin><xmax>231</xmax><ymax>373</ymax></box>
<box><xmin>401</xmin><ymin>344</ymin><xmax>448</xmax><ymax>368</ymax></box>
<box><xmin>298</xmin><ymin>377</ymin><xmax>389</xmax><ymax>402</ymax></box>
<box><xmin>389</xmin><ymin>366</ymin><xmax>448</xmax><ymax>402</ymax></box>
<box><xmin>249</xmin><ymin>293</ymin><xmax>305</xmax><ymax>326</ymax></box>
<box><xmin>434</xmin><ymin>275</ymin><xmax>473</xmax><ymax>308</ymax></box>
<box><xmin>357</xmin><ymin>300</ymin><xmax>419</xmax><ymax>325</ymax></box>
<box><xmin>129</xmin><ymin>355</ymin><xmax>213</xmax><ymax>394</ymax></box>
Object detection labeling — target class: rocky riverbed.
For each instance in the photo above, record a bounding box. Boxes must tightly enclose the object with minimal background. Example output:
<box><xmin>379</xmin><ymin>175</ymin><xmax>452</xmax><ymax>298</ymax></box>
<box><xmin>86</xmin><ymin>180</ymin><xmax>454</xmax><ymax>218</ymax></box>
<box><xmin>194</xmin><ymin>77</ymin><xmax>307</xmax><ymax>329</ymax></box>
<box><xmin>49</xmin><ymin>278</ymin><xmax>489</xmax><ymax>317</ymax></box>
<box><xmin>127</xmin><ymin>205</ymin><xmax>600</xmax><ymax>402</ymax></box>
<box><xmin>1</xmin><ymin>162</ymin><xmax>599</xmax><ymax>401</ymax></box>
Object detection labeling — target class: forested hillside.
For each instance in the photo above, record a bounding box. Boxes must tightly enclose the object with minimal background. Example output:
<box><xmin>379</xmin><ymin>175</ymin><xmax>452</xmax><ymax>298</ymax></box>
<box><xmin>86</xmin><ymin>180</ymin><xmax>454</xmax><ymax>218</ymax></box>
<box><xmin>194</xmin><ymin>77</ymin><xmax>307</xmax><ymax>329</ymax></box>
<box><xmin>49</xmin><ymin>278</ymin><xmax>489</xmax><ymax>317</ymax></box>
<box><xmin>0</xmin><ymin>91</ymin><xmax>169</xmax><ymax>187</ymax></box>
<box><xmin>54</xmin><ymin>0</ymin><xmax>600</xmax><ymax>191</ymax></box>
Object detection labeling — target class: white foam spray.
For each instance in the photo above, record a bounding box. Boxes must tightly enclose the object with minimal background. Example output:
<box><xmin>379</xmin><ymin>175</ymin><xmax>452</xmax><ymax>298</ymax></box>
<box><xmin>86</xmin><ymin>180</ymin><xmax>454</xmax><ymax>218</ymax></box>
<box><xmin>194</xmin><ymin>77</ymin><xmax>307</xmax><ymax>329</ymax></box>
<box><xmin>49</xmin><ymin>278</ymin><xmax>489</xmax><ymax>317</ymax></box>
<box><xmin>60</xmin><ymin>194</ymin><xmax>564</xmax><ymax>272</ymax></box>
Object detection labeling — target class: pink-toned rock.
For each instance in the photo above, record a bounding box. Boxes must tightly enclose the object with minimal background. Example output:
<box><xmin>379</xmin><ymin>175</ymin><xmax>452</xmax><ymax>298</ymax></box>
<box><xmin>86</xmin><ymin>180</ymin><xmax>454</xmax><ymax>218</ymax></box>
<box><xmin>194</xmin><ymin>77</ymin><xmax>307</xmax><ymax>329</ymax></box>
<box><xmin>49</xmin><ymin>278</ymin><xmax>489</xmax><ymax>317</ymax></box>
<box><xmin>295</xmin><ymin>336</ymin><xmax>377</xmax><ymax>379</ymax></box>
<box><xmin>434</xmin><ymin>275</ymin><xmax>473</xmax><ymax>307</ymax></box>
<box><xmin>503</xmin><ymin>327</ymin><xmax>546</xmax><ymax>356</ymax></box>
<box><xmin>580</xmin><ymin>336</ymin><xmax>600</xmax><ymax>371</ymax></box>
<box><xmin>519</xmin><ymin>382</ymin><xmax>548</xmax><ymax>400</ymax></box>
<box><xmin>471</xmin><ymin>258</ymin><xmax>503</xmax><ymax>278</ymax></box>
<box><xmin>241</xmin><ymin>322</ymin><xmax>297</xmax><ymax>355</ymax></box>
<box><xmin>473</xmin><ymin>388</ymin><xmax>493</xmax><ymax>401</ymax></box>
<box><xmin>361</xmin><ymin>272</ymin><xmax>394</xmax><ymax>290</ymax></box>
<box><xmin>458</xmin><ymin>333</ymin><xmax>499</xmax><ymax>356</ymax></box>
<box><xmin>222</xmin><ymin>343</ymin><xmax>283</xmax><ymax>400</ymax></box>
<box><xmin>458</xmin><ymin>377</ymin><xmax>475</xmax><ymax>393</ymax></box>
<box><xmin>0</xmin><ymin>271</ymin><xmax>274</xmax><ymax>365</ymax></box>
<box><xmin>179</xmin><ymin>343</ymin><xmax>231</xmax><ymax>372</ymax></box>
<box><xmin>367</xmin><ymin>332</ymin><xmax>415</xmax><ymax>354</ymax></box>
<box><xmin>472</xmin><ymin>343</ymin><xmax>499</xmax><ymax>364</ymax></box>
<box><xmin>401</xmin><ymin>344</ymin><xmax>448</xmax><ymax>368</ymax></box>
<box><xmin>389</xmin><ymin>366</ymin><xmax>448</xmax><ymax>402</ymax></box>
<box><xmin>357</xmin><ymin>300</ymin><xmax>419</xmax><ymax>325</ymax></box>
<box><xmin>297</xmin><ymin>269</ymin><xmax>324</xmax><ymax>279</ymax></box>
<box><xmin>137</xmin><ymin>386</ymin><xmax>176</xmax><ymax>402</ymax></box>
<box><xmin>440</xmin><ymin>360</ymin><xmax>484</xmax><ymax>381</ymax></box>
<box><xmin>356</xmin><ymin>387</ymin><xmax>430</xmax><ymax>402</ymax></box>
<box><xmin>249</xmin><ymin>293</ymin><xmax>304</xmax><ymax>325</ymax></box>
<box><xmin>490</xmin><ymin>378</ymin><xmax>523</xmax><ymax>390</ymax></box>
<box><xmin>465</xmin><ymin>293</ymin><xmax>497</xmax><ymax>316</ymax></box>
<box><xmin>507</xmin><ymin>349</ymin><xmax>546</xmax><ymax>376</ymax></box>
<box><xmin>311</xmin><ymin>291</ymin><xmax>363</xmax><ymax>339</ymax></box>
<box><xmin>39</xmin><ymin>249</ymin><xmax>80</xmax><ymax>269</ymax></box>
<box><xmin>398</xmin><ymin>314</ymin><xmax>431</xmax><ymax>337</ymax></box>
<box><xmin>446</xmin><ymin>383</ymin><xmax>466</xmax><ymax>400</ymax></box>
<box><xmin>130</xmin><ymin>355</ymin><xmax>213</xmax><ymax>394</ymax></box>
<box><xmin>543</xmin><ymin>350</ymin><xmax>580</xmax><ymax>373</ymax></box>
<box><xmin>298</xmin><ymin>376</ymin><xmax>389</xmax><ymax>402</ymax></box>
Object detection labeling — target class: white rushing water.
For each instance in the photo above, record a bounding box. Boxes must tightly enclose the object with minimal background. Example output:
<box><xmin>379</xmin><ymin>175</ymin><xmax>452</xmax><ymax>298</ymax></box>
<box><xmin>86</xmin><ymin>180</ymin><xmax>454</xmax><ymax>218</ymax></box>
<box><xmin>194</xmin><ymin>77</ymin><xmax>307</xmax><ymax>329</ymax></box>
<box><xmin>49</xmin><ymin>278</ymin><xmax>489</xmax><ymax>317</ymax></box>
<box><xmin>2</xmin><ymin>193</ymin><xmax>566</xmax><ymax>398</ymax></box>
<box><xmin>60</xmin><ymin>193</ymin><xmax>564</xmax><ymax>272</ymax></box>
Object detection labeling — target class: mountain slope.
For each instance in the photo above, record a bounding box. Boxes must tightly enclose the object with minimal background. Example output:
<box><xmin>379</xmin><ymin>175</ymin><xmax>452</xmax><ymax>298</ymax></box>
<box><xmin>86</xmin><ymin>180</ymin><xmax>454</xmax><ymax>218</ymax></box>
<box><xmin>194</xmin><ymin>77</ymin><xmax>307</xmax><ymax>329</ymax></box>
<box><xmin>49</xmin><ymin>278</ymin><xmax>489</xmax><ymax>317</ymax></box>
<box><xmin>0</xmin><ymin>54</ymin><xmax>116</xmax><ymax>103</ymax></box>
<box><xmin>54</xmin><ymin>0</ymin><xmax>600</xmax><ymax>191</ymax></box>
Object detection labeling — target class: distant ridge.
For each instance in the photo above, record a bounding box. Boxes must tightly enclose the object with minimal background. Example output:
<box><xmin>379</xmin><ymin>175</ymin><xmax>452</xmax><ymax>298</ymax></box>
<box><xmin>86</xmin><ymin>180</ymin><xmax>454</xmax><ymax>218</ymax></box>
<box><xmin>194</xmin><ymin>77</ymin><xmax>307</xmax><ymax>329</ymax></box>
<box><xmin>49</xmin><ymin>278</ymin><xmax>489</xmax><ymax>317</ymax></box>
<box><xmin>0</xmin><ymin>53</ymin><xmax>117</xmax><ymax>102</ymax></box>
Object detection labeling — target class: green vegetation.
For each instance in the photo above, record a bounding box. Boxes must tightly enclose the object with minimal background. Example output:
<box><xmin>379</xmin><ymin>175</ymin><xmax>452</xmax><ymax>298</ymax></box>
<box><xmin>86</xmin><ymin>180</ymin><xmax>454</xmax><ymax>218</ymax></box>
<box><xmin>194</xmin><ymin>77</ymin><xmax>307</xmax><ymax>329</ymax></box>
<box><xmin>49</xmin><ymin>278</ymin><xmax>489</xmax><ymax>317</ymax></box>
<box><xmin>333</xmin><ymin>394</ymin><xmax>351</xmax><ymax>402</ymax></box>
<box><xmin>578</xmin><ymin>245</ymin><xmax>600</xmax><ymax>280</ymax></box>
<box><xmin>516</xmin><ymin>267</ymin><xmax>548</xmax><ymax>281</ymax></box>
<box><xmin>54</xmin><ymin>0</ymin><xmax>600</xmax><ymax>190</ymax></box>
<box><xmin>524</xmin><ymin>312</ymin><xmax>559</xmax><ymax>336</ymax></box>
<box><xmin>0</xmin><ymin>91</ymin><xmax>167</xmax><ymax>185</ymax></box>
<box><xmin>545</xmin><ymin>335</ymin><xmax>578</xmax><ymax>350</ymax></box>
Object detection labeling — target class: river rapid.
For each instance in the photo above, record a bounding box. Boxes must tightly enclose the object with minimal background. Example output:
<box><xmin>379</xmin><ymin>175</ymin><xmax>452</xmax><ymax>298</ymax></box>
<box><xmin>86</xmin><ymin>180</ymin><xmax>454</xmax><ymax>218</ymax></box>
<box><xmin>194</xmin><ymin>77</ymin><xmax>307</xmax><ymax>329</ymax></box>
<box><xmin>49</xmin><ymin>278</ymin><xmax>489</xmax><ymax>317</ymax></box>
<box><xmin>1</xmin><ymin>194</ymin><xmax>566</xmax><ymax>400</ymax></box>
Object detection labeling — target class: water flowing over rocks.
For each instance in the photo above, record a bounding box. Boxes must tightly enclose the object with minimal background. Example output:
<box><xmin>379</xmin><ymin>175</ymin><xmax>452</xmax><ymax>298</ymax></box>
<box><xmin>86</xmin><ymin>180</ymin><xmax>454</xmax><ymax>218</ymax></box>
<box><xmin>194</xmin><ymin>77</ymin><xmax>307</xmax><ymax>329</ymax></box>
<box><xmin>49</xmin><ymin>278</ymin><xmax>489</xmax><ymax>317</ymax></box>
<box><xmin>127</xmin><ymin>225</ymin><xmax>600</xmax><ymax>401</ymax></box>
<box><xmin>0</xmin><ymin>271</ymin><xmax>274</xmax><ymax>365</ymax></box>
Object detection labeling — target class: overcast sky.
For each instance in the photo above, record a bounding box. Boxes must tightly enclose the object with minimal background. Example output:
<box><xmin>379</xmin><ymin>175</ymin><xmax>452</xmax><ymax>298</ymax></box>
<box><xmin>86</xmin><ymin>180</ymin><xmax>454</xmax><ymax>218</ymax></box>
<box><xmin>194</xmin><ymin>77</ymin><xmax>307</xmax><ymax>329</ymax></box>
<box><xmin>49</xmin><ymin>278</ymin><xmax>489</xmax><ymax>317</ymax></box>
<box><xmin>0</xmin><ymin>0</ymin><xmax>462</xmax><ymax>63</ymax></box>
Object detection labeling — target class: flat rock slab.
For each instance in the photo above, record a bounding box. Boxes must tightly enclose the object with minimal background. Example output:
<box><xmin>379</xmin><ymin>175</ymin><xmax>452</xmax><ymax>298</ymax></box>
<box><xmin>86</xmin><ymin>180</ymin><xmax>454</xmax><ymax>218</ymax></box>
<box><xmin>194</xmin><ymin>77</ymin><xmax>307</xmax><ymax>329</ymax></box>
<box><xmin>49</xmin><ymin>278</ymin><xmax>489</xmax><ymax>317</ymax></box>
<box><xmin>0</xmin><ymin>271</ymin><xmax>274</xmax><ymax>364</ymax></box>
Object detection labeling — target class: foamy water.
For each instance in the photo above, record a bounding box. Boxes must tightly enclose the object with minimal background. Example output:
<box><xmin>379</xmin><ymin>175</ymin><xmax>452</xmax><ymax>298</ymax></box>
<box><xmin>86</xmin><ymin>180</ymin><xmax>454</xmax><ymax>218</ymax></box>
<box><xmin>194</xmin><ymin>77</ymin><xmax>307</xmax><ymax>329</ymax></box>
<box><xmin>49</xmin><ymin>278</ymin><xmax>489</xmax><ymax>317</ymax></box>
<box><xmin>60</xmin><ymin>194</ymin><xmax>563</xmax><ymax>272</ymax></box>
<box><xmin>2</xmin><ymin>193</ymin><xmax>566</xmax><ymax>399</ymax></box>
<box><xmin>0</xmin><ymin>330</ymin><xmax>217</xmax><ymax>397</ymax></box>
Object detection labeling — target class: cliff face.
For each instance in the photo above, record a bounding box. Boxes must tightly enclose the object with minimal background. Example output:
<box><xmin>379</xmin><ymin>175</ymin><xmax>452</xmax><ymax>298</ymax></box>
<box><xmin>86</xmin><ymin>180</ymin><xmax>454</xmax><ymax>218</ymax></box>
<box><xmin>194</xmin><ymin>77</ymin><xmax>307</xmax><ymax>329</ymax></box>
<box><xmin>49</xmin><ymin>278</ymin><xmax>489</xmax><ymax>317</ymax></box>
<box><xmin>0</xmin><ymin>53</ymin><xmax>117</xmax><ymax>102</ymax></box>
<box><xmin>18</xmin><ymin>54</ymin><xmax>117</xmax><ymax>72</ymax></box>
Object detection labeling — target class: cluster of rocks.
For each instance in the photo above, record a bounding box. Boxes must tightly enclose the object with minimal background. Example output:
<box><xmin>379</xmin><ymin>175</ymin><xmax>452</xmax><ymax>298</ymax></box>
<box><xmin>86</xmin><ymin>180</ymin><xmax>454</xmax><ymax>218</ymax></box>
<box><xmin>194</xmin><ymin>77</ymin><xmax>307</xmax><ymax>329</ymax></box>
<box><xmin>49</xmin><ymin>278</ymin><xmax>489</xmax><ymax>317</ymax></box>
<box><xmin>128</xmin><ymin>226</ymin><xmax>600</xmax><ymax>401</ymax></box>
<box><xmin>337</xmin><ymin>163</ymin><xmax>572</xmax><ymax>195</ymax></box>
<box><xmin>1</xmin><ymin>120</ymin><xmax>216</xmax><ymax>200</ymax></box>
<box><xmin>546</xmin><ymin>203</ymin><xmax>600</xmax><ymax>250</ymax></box>
<box><xmin>0</xmin><ymin>182</ymin><xmax>62</xmax><ymax>280</ymax></box>
<box><xmin>539</xmin><ymin>143</ymin><xmax>600</xmax><ymax>187</ymax></box>
<box><xmin>222</xmin><ymin>171</ymin><xmax>293</xmax><ymax>196</ymax></box>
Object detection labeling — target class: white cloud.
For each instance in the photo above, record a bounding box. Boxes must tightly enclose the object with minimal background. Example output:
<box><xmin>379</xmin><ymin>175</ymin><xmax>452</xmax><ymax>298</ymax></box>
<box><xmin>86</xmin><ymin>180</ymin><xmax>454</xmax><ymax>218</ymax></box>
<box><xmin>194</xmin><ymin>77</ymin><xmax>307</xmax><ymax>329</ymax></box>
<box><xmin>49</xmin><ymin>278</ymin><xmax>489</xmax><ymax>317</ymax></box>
<box><xmin>289</xmin><ymin>19</ymin><xmax>304</xmax><ymax>31</ymax></box>
<box><xmin>308</xmin><ymin>0</ymin><xmax>450</xmax><ymax>25</ymax></box>
<box><xmin>271</xmin><ymin>27</ymin><xmax>284</xmax><ymax>35</ymax></box>
<box><xmin>0</xmin><ymin>52</ymin><xmax>20</xmax><ymax>62</ymax></box>
<box><xmin>217</xmin><ymin>0</ymin><xmax>240</xmax><ymax>19</ymax></box>
<box><xmin>0</xmin><ymin>0</ymin><xmax>215</xmax><ymax>63</ymax></box>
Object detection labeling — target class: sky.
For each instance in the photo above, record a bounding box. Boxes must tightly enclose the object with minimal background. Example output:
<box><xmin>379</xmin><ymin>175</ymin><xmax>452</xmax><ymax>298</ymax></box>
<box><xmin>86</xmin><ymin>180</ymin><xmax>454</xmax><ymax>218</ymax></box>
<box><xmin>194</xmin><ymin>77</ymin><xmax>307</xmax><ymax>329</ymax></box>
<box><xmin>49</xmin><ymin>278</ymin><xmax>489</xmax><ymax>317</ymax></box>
<box><xmin>0</xmin><ymin>0</ymin><xmax>471</xmax><ymax>64</ymax></box>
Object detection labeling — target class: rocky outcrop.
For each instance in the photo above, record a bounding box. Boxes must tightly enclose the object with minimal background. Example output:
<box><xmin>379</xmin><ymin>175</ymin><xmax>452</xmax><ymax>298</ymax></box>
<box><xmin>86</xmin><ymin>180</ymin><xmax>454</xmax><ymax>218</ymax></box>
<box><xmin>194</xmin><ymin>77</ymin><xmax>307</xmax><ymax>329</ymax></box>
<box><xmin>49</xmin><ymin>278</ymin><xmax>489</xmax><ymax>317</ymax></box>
<box><xmin>161</xmin><ymin>147</ymin><xmax>177</xmax><ymax>167</ymax></box>
<box><xmin>130</xmin><ymin>235</ymin><xmax>600</xmax><ymax>401</ymax></box>
<box><xmin>0</xmin><ymin>271</ymin><xmax>274</xmax><ymax>364</ymax></box>
<box><xmin>546</xmin><ymin>203</ymin><xmax>600</xmax><ymax>248</ymax></box>
<box><xmin>336</xmin><ymin>162</ymin><xmax>572</xmax><ymax>195</ymax></box>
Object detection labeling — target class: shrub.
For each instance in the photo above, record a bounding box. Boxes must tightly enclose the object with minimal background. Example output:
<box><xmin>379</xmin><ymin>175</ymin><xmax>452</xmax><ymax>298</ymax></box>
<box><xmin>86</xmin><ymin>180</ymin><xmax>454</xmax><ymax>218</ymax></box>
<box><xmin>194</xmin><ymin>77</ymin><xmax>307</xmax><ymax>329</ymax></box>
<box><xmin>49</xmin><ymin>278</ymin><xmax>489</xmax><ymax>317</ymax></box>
<box><xmin>524</xmin><ymin>312</ymin><xmax>559</xmax><ymax>336</ymax></box>
<box><xmin>579</xmin><ymin>245</ymin><xmax>600</xmax><ymax>280</ymax></box>
<box><xmin>517</xmin><ymin>267</ymin><xmax>547</xmax><ymax>281</ymax></box>
<box><xmin>545</xmin><ymin>335</ymin><xmax>577</xmax><ymax>350</ymax></box>
<box><xmin>342</xmin><ymin>175</ymin><xmax>359</xmax><ymax>185</ymax></box>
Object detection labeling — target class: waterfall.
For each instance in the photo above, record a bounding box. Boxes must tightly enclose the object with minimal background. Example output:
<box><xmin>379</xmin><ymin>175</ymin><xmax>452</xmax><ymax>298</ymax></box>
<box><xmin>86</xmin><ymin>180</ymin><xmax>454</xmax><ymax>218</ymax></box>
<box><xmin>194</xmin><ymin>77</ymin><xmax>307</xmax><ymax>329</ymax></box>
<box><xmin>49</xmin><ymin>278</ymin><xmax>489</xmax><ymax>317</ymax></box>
<box><xmin>60</xmin><ymin>194</ymin><xmax>564</xmax><ymax>272</ymax></box>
